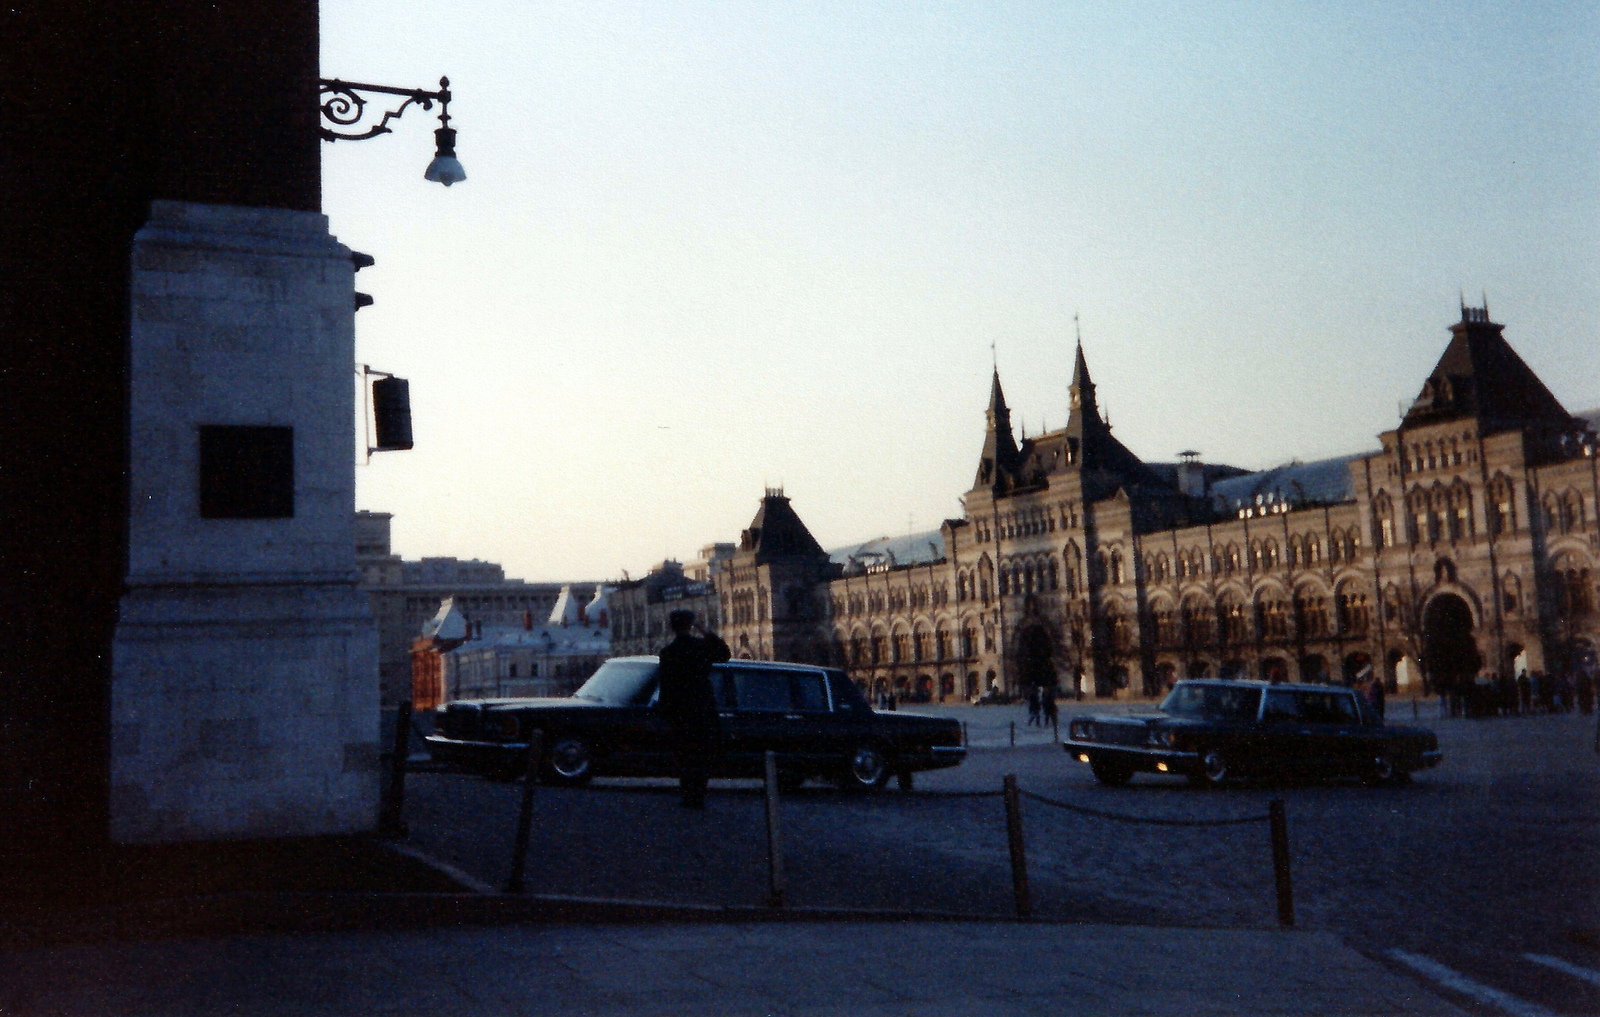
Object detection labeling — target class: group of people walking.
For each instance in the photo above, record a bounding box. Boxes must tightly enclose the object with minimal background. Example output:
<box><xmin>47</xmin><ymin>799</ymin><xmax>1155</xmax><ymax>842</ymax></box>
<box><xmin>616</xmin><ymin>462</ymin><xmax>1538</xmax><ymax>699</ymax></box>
<box><xmin>1025</xmin><ymin>684</ymin><xmax>1059</xmax><ymax>727</ymax></box>
<box><xmin>1437</xmin><ymin>669</ymin><xmax>1596</xmax><ymax>719</ymax></box>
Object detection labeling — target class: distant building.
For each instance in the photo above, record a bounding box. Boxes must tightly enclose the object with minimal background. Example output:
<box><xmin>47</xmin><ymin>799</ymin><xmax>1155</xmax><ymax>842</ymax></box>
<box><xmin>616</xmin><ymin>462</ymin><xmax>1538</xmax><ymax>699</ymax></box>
<box><xmin>411</xmin><ymin>586</ymin><xmax>613</xmax><ymax>709</ymax></box>
<box><xmin>355</xmin><ymin>510</ymin><xmax>601</xmax><ymax>707</ymax></box>
<box><xmin>609</xmin><ymin>549</ymin><xmax>733</xmax><ymax>657</ymax></box>
<box><xmin>714</xmin><ymin>308</ymin><xmax>1600</xmax><ymax>703</ymax></box>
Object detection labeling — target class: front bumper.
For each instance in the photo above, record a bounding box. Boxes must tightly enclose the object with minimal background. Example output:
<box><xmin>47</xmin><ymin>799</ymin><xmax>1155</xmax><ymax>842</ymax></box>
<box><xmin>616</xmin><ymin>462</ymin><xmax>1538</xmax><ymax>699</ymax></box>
<box><xmin>424</xmin><ymin>734</ymin><xmax>528</xmax><ymax>770</ymax></box>
<box><xmin>1063</xmin><ymin>739</ymin><xmax>1200</xmax><ymax>774</ymax></box>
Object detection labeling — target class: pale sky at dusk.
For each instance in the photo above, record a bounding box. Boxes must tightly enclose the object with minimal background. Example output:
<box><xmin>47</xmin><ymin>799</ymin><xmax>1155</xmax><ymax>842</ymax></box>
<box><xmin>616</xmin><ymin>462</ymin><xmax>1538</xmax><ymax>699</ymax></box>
<box><xmin>321</xmin><ymin>1</ymin><xmax>1599</xmax><ymax>583</ymax></box>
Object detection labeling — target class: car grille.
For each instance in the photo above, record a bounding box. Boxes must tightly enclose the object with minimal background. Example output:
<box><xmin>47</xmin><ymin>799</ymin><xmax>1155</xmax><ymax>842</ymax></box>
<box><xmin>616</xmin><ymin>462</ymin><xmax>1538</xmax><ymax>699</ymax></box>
<box><xmin>438</xmin><ymin>703</ymin><xmax>482</xmax><ymax>740</ymax></box>
<box><xmin>1085</xmin><ymin>721</ymin><xmax>1148</xmax><ymax>747</ymax></box>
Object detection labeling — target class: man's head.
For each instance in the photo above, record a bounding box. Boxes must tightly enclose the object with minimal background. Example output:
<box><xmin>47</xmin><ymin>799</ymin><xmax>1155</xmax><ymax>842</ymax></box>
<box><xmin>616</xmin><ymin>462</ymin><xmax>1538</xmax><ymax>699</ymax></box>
<box><xmin>669</xmin><ymin>610</ymin><xmax>695</xmax><ymax>634</ymax></box>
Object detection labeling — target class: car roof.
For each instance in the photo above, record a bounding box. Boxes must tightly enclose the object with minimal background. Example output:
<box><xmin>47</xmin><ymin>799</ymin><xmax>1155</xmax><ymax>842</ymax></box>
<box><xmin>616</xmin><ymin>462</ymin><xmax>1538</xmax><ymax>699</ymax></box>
<box><xmin>606</xmin><ymin>655</ymin><xmax>829</xmax><ymax>674</ymax></box>
<box><xmin>1176</xmin><ymin>679</ymin><xmax>1355</xmax><ymax>693</ymax></box>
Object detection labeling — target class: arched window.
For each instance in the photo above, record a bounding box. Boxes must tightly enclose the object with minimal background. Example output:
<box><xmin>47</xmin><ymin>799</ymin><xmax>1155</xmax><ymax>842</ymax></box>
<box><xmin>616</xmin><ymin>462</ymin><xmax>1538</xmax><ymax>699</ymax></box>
<box><xmin>1306</xmin><ymin>535</ymin><xmax>1322</xmax><ymax>564</ymax></box>
<box><xmin>1109</xmin><ymin>550</ymin><xmax>1124</xmax><ymax>585</ymax></box>
<box><xmin>1488</xmin><ymin>476</ymin><xmax>1515</xmax><ymax>535</ymax></box>
<box><xmin>1047</xmin><ymin>560</ymin><xmax>1059</xmax><ymax>590</ymax></box>
<box><xmin>1373</xmin><ymin>492</ymin><xmax>1395</xmax><ymax>549</ymax></box>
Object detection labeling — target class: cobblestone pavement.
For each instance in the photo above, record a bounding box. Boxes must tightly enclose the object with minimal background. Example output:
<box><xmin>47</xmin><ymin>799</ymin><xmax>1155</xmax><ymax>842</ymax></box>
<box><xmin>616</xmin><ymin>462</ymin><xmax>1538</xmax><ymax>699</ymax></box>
<box><xmin>0</xmin><ymin>921</ymin><xmax>1465</xmax><ymax>1016</ymax></box>
<box><xmin>404</xmin><ymin>706</ymin><xmax>1600</xmax><ymax>1015</ymax></box>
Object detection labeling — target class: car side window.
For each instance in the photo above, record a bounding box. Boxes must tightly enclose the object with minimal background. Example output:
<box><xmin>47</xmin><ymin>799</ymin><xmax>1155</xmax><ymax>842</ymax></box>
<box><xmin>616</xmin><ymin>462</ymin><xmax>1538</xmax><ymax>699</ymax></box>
<box><xmin>791</xmin><ymin>672</ymin><xmax>830</xmax><ymax>713</ymax></box>
<box><xmin>713</xmin><ymin>669</ymin><xmax>737</xmax><ymax>710</ymax></box>
<box><xmin>1299</xmin><ymin>692</ymin><xmax>1337</xmax><ymax>723</ymax></box>
<box><xmin>1262</xmin><ymin>689</ymin><xmax>1300</xmax><ymax>722</ymax></box>
<box><xmin>1330</xmin><ymin>693</ymin><xmax>1362</xmax><ymax>723</ymax></box>
<box><xmin>733</xmin><ymin>671</ymin><xmax>791</xmax><ymax>712</ymax></box>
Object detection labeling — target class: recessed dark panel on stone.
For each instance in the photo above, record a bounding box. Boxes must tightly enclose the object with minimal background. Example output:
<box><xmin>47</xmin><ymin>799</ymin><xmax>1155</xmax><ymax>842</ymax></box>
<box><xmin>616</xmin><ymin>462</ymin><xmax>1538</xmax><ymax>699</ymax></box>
<box><xmin>198</xmin><ymin>426</ymin><xmax>295</xmax><ymax>519</ymax></box>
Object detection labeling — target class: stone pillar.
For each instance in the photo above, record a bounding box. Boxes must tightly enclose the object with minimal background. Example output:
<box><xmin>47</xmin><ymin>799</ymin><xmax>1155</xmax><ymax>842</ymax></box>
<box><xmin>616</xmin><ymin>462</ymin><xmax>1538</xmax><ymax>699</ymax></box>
<box><xmin>110</xmin><ymin>200</ymin><xmax>378</xmax><ymax>843</ymax></box>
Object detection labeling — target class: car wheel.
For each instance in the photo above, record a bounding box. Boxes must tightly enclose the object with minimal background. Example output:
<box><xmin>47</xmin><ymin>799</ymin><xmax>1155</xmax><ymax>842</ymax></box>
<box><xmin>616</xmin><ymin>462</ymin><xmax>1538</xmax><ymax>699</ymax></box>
<box><xmin>1189</xmin><ymin>747</ymin><xmax>1229</xmax><ymax>788</ymax></box>
<box><xmin>543</xmin><ymin>733</ymin><xmax>595</xmax><ymax>786</ymax></box>
<box><xmin>1363</xmin><ymin>751</ymin><xmax>1398</xmax><ymax>787</ymax></box>
<box><xmin>1089</xmin><ymin>756</ymin><xmax>1134</xmax><ymax>787</ymax></box>
<box><xmin>838</xmin><ymin>743</ymin><xmax>889</xmax><ymax>791</ymax></box>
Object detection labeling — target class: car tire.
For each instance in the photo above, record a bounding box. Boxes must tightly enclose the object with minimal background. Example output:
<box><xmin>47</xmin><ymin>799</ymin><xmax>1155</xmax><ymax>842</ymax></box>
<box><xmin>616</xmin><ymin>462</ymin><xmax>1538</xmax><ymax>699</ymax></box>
<box><xmin>1363</xmin><ymin>751</ymin><xmax>1398</xmax><ymax>787</ymax></box>
<box><xmin>838</xmin><ymin>742</ymin><xmax>890</xmax><ymax>791</ymax></box>
<box><xmin>1090</xmin><ymin>756</ymin><xmax>1134</xmax><ymax>787</ymax></box>
<box><xmin>1188</xmin><ymin>747</ymin><xmax>1229</xmax><ymax>788</ymax></box>
<box><xmin>543</xmin><ymin>733</ymin><xmax>595</xmax><ymax>786</ymax></box>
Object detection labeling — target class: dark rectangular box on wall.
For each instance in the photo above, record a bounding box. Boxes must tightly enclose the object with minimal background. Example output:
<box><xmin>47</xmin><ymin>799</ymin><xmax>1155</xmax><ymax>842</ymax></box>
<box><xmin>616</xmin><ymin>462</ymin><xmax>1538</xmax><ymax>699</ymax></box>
<box><xmin>199</xmin><ymin>425</ymin><xmax>295</xmax><ymax>518</ymax></box>
<box><xmin>372</xmin><ymin>377</ymin><xmax>414</xmax><ymax>451</ymax></box>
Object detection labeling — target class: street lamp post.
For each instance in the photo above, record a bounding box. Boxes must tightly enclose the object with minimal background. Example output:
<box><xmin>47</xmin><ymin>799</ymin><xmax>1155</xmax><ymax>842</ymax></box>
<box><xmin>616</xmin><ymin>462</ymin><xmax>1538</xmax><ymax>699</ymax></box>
<box><xmin>318</xmin><ymin>76</ymin><xmax>466</xmax><ymax>185</ymax></box>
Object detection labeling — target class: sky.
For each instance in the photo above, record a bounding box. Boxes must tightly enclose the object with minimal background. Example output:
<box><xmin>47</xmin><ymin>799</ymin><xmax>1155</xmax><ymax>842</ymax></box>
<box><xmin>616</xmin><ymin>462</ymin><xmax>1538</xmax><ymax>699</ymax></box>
<box><xmin>321</xmin><ymin>1</ymin><xmax>1600</xmax><ymax>583</ymax></box>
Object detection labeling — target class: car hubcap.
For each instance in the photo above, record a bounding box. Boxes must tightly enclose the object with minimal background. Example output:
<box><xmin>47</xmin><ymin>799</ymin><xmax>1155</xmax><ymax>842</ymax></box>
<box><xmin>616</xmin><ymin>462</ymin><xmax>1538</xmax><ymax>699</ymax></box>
<box><xmin>851</xmin><ymin>746</ymin><xmax>884</xmax><ymax>785</ymax></box>
<box><xmin>1374</xmin><ymin>755</ymin><xmax>1394</xmax><ymax>780</ymax></box>
<box><xmin>552</xmin><ymin>738</ymin><xmax>589</xmax><ymax>778</ymax></box>
<box><xmin>1203</xmin><ymin>750</ymin><xmax>1227</xmax><ymax>782</ymax></box>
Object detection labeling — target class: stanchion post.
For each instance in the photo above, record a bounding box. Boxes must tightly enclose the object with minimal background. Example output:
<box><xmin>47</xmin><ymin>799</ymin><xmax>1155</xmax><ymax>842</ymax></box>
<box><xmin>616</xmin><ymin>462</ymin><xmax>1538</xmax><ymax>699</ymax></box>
<box><xmin>1002</xmin><ymin>774</ymin><xmax>1031</xmax><ymax>919</ymax></box>
<box><xmin>504</xmin><ymin>729</ymin><xmax>543</xmax><ymax>894</ymax></box>
<box><xmin>1269</xmin><ymin>798</ymin><xmax>1294</xmax><ymax>928</ymax></box>
<box><xmin>1053</xmin><ymin>713</ymin><xmax>1060</xmax><ymax>742</ymax></box>
<box><xmin>763</xmin><ymin>750</ymin><xmax>786</xmax><ymax>908</ymax></box>
<box><xmin>1010</xmin><ymin>720</ymin><xmax>1016</xmax><ymax>747</ymax></box>
<box><xmin>378</xmin><ymin>700</ymin><xmax>412</xmax><ymax>839</ymax></box>
<box><xmin>962</xmin><ymin>721</ymin><xmax>968</xmax><ymax>747</ymax></box>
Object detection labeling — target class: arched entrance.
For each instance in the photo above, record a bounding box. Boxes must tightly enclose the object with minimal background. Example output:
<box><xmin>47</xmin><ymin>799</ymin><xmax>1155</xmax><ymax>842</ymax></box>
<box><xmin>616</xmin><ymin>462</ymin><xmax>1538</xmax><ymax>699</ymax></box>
<box><xmin>1017</xmin><ymin>624</ymin><xmax>1055</xmax><ymax>690</ymax></box>
<box><xmin>1422</xmin><ymin>593</ymin><xmax>1480</xmax><ymax>714</ymax></box>
<box><xmin>1299</xmin><ymin>654</ymin><xmax>1329</xmax><ymax>683</ymax></box>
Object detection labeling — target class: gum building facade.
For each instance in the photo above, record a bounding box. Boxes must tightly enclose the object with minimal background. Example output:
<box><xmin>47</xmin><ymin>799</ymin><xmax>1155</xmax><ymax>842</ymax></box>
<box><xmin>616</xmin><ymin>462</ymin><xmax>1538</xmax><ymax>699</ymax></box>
<box><xmin>714</xmin><ymin>307</ymin><xmax>1599</xmax><ymax>701</ymax></box>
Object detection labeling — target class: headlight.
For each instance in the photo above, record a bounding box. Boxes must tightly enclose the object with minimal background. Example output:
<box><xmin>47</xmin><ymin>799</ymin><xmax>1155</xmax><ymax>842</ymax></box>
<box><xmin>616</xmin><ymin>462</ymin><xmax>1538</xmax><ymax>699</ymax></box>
<box><xmin>1146</xmin><ymin>728</ymin><xmax>1176</xmax><ymax>747</ymax></box>
<box><xmin>488</xmin><ymin>713</ymin><xmax>520</xmax><ymax>741</ymax></box>
<box><xmin>1069</xmin><ymin>720</ymin><xmax>1091</xmax><ymax>740</ymax></box>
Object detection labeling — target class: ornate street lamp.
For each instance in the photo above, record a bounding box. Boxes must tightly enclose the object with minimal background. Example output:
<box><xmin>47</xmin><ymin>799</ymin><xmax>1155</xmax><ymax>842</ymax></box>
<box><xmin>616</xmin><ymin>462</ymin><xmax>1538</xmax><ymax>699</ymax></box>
<box><xmin>318</xmin><ymin>76</ymin><xmax>466</xmax><ymax>186</ymax></box>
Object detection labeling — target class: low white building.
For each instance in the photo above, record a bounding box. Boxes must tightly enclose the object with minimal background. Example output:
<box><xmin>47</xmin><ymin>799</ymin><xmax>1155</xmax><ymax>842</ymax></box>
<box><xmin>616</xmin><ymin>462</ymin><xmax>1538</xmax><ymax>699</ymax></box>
<box><xmin>437</xmin><ymin>584</ymin><xmax>613</xmax><ymax>701</ymax></box>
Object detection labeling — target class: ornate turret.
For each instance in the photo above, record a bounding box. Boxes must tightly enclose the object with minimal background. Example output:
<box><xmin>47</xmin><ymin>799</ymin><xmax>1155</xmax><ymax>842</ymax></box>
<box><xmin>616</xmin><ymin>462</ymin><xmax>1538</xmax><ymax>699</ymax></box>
<box><xmin>975</xmin><ymin>370</ymin><xmax>1021</xmax><ymax>491</ymax></box>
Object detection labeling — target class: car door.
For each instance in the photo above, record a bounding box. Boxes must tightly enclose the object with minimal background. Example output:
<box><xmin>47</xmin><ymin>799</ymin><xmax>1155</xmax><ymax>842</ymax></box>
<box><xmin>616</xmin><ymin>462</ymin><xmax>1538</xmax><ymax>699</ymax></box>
<box><xmin>1258</xmin><ymin>688</ymin><xmax>1310</xmax><ymax>776</ymax></box>
<box><xmin>607</xmin><ymin>670</ymin><xmax>673</xmax><ymax>775</ymax></box>
<box><xmin>723</xmin><ymin>667</ymin><xmax>793</xmax><ymax>775</ymax></box>
<box><xmin>1323</xmin><ymin>690</ymin><xmax>1374</xmax><ymax>776</ymax></box>
<box><xmin>1295</xmin><ymin>691</ymin><xmax>1349</xmax><ymax>777</ymax></box>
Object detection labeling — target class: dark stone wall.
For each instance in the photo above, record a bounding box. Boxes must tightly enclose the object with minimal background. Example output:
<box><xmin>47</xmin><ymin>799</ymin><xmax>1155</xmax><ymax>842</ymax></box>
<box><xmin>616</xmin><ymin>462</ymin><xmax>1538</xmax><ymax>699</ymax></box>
<box><xmin>0</xmin><ymin>0</ymin><xmax>319</xmax><ymax>893</ymax></box>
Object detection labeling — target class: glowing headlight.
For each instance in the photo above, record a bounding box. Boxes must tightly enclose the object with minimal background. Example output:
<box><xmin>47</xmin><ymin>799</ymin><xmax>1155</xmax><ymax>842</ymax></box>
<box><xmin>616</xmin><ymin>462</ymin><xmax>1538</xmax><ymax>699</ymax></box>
<box><xmin>1146</xmin><ymin>728</ymin><xmax>1176</xmax><ymax>747</ymax></box>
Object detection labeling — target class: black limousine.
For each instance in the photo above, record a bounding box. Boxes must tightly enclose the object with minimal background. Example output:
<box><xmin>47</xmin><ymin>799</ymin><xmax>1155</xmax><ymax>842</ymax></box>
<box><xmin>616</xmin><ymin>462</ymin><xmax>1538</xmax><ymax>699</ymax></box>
<box><xmin>1064</xmin><ymin>679</ymin><xmax>1441</xmax><ymax>787</ymax></box>
<box><xmin>426</xmin><ymin>657</ymin><xmax>967</xmax><ymax>789</ymax></box>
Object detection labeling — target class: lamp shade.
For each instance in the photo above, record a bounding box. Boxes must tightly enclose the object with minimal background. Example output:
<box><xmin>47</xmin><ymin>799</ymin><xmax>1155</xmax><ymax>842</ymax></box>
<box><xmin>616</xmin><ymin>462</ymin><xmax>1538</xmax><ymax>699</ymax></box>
<box><xmin>424</xmin><ymin>127</ymin><xmax>466</xmax><ymax>186</ymax></box>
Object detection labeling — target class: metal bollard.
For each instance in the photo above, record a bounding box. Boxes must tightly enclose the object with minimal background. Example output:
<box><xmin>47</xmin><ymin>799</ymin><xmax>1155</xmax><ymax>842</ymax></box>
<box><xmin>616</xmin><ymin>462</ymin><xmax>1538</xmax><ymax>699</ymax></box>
<box><xmin>504</xmin><ymin>730</ymin><xmax>544</xmax><ymax>894</ymax></box>
<box><xmin>1002</xmin><ymin>774</ymin><xmax>1031</xmax><ymax>919</ymax></box>
<box><xmin>763</xmin><ymin>751</ymin><xmax>786</xmax><ymax>908</ymax></box>
<box><xmin>1053</xmin><ymin>714</ymin><xmax>1060</xmax><ymax>742</ymax></box>
<box><xmin>378</xmin><ymin>701</ymin><xmax>412</xmax><ymax>839</ymax></box>
<box><xmin>962</xmin><ymin>721</ymin><xmax>968</xmax><ymax>748</ymax></box>
<box><xmin>1269</xmin><ymin>798</ymin><xmax>1294</xmax><ymax>928</ymax></box>
<box><xmin>1010</xmin><ymin>720</ymin><xmax>1016</xmax><ymax>746</ymax></box>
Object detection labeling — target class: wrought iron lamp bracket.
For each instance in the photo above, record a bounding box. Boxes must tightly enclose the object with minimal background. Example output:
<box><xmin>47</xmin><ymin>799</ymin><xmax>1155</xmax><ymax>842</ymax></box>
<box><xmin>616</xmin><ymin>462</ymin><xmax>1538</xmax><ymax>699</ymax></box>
<box><xmin>318</xmin><ymin>76</ymin><xmax>452</xmax><ymax>142</ymax></box>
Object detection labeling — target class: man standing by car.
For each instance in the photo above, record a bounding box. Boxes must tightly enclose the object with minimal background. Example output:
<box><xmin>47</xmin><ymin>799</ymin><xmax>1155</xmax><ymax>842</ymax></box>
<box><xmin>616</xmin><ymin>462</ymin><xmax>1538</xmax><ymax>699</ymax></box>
<box><xmin>658</xmin><ymin>610</ymin><xmax>731</xmax><ymax>809</ymax></box>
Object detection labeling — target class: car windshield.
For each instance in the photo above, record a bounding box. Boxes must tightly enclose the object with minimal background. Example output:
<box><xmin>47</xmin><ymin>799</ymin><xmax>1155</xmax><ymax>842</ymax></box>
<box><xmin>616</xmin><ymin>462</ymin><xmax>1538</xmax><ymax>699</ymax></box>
<box><xmin>573</xmin><ymin>659</ymin><xmax>658</xmax><ymax>706</ymax></box>
<box><xmin>1160</xmin><ymin>683</ymin><xmax>1262</xmax><ymax>721</ymax></box>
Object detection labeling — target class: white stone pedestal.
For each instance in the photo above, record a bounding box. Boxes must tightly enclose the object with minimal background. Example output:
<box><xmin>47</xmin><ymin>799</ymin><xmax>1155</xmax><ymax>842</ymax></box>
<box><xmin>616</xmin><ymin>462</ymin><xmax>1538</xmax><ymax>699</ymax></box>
<box><xmin>110</xmin><ymin>201</ymin><xmax>378</xmax><ymax>843</ymax></box>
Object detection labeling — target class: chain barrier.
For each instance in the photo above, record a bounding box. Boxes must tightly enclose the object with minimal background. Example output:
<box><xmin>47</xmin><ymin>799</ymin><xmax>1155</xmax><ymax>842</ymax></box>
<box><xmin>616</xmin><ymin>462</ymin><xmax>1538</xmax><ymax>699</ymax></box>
<box><xmin>1017</xmin><ymin>789</ymin><xmax>1269</xmax><ymax>827</ymax></box>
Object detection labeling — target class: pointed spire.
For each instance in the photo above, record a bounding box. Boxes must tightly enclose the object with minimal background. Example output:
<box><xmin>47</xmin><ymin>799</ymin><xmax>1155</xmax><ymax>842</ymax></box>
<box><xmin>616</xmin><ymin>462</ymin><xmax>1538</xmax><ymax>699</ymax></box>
<box><xmin>987</xmin><ymin>368</ymin><xmax>1009</xmax><ymax>415</ymax></box>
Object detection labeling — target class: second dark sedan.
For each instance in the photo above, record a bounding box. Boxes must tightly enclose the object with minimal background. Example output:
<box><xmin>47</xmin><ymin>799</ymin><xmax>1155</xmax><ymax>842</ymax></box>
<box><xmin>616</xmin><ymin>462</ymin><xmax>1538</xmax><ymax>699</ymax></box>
<box><xmin>426</xmin><ymin>657</ymin><xmax>967</xmax><ymax>790</ymax></box>
<box><xmin>1063</xmin><ymin>679</ymin><xmax>1441</xmax><ymax>787</ymax></box>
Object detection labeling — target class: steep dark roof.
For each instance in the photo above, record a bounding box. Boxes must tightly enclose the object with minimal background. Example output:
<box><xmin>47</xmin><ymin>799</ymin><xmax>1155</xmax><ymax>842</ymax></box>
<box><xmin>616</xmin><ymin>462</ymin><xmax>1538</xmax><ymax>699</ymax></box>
<box><xmin>829</xmin><ymin>530</ymin><xmax>946</xmax><ymax>574</ymax></box>
<box><xmin>1062</xmin><ymin>342</ymin><xmax>1171</xmax><ymax>499</ymax></box>
<box><xmin>738</xmin><ymin>491</ymin><xmax>828</xmax><ymax>563</ymax></box>
<box><xmin>1403</xmin><ymin>307</ymin><xmax>1577</xmax><ymax>434</ymax></box>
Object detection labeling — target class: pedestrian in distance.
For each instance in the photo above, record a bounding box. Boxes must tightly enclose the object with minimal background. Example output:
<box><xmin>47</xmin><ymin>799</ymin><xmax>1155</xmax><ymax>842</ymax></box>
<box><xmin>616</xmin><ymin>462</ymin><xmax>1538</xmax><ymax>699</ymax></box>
<box><xmin>1366</xmin><ymin>671</ymin><xmax>1386</xmax><ymax>722</ymax></box>
<box><xmin>1027</xmin><ymin>686</ymin><xmax>1041</xmax><ymax>726</ymax></box>
<box><xmin>657</xmin><ymin>610</ymin><xmax>731</xmax><ymax>809</ymax></box>
<box><xmin>1517</xmin><ymin>670</ymin><xmax>1532</xmax><ymax>715</ymax></box>
<box><xmin>1042</xmin><ymin>685</ymin><xmax>1059</xmax><ymax>729</ymax></box>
